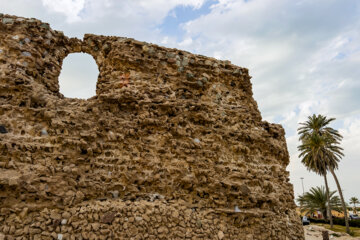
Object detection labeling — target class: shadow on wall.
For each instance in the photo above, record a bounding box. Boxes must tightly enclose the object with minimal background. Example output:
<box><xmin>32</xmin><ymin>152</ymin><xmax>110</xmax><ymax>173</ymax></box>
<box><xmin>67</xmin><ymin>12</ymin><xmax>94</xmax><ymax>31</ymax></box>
<box><xmin>58</xmin><ymin>53</ymin><xmax>99</xmax><ymax>99</ymax></box>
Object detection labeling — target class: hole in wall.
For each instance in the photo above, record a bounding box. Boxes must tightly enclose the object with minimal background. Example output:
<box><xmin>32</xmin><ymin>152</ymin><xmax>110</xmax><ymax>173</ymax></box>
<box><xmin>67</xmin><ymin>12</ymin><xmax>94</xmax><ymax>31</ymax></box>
<box><xmin>59</xmin><ymin>53</ymin><xmax>99</xmax><ymax>99</ymax></box>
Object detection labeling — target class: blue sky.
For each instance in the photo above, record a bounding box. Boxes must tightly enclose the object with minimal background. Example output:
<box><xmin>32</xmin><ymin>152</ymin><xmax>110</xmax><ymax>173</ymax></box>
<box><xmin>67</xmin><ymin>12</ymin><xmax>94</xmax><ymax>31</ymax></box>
<box><xmin>159</xmin><ymin>0</ymin><xmax>215</xmax><ymax>39</ymax></box>
<box><xmin>2</xmin><ymin>0</ymin><xmax>360</xmax><ymax>202</ymax></box>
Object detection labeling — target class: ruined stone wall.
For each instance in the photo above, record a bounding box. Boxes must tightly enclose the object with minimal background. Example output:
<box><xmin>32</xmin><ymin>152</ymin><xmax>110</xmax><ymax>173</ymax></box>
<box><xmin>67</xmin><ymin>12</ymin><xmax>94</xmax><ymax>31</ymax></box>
<box><xmin>0</xmin><ymin>14</ymin><xmax>304</xmax><ymax>239</ymax></box>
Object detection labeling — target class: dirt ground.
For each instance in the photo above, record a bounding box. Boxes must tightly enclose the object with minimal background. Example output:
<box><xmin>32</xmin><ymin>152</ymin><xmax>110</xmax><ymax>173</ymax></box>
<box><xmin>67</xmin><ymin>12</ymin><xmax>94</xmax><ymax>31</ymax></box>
<box><xmin>304</xmin><ymin>225</ymin><xmax>360</xmax><ymax>240</ymax></box>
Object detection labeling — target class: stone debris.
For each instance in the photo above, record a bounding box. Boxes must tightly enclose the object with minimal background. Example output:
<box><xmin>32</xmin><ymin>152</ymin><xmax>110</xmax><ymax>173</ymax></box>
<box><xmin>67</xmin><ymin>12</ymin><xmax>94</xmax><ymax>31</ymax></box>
<box><xmin>304</xmin><ymin>225</ymin><xmax>356</xmax><ymax>240</ymax></box>
<box><xmin>0</xmin><ymin>14</ymin><xmax>304</xmax><ymax>239</ymax></box>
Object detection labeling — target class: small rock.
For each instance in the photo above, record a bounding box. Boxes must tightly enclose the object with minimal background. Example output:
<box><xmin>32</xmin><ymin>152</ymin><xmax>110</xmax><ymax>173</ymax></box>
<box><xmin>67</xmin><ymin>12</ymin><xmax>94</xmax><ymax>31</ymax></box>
<box><xmin>62</xmin><ymin>212</ymin><xmax>71</xmax><ymax>219</ymax></box>
<box><xmin>193</xmin><ymin>138</ymin><xmax>200</xmax><ymax>144</ymax></box>
<box><xmin>9</xmin><ymin>225</ymin><xmax>15</xmax><ymax>234</ymax></box>
<box><xmin>202</xmin><ymin>73</ymin><xmax>210</xmax><ymax>79</ymax></box>
<box><xmin>50</xmin><ymin>211</ymin><xmax>61</xmax><ymax>220</ymax></box>
<box><xmin>24</xmin><ymin>38</ymin><xmax>30</xmax><ymax>43</ymax></box>
<box><xmin>246</xmin><ymin>234</ymin><xmax>254</xmax><ymax>240</ymax></box>
<box><xmin>26</xmin><ymin>19</ymin><xmax>37</xmax><ymax>23</ymax></box>
<box><xmin>102</xmin><ymin>43</ymin><xmax>110</xmax><ymax>53</ymax></box>
<box><xmin>186</xmin><ymin>72</ymin><xmax>194</xmax><ymax>80</ymax></box>
<box><xmin>234</xmin><ymin>205</ymin><xmax>240</xmax><ymax>213</ymax></box>
<box><xmin>63</xmin><ymin>166</ymin><xmax>71</xmax><ymax>173</ymax></box>
<box><xmin>239</xmin><ymin>185</ymin><xmax>251</xmax><ymax>195</ymax></box>
<box><xmin>53</xmin><ymin>219</ymin><xmax>61</xmax><ymax>227</ymax></box>
<box><xmin>19</xmin><ymin>207</ymin><xmax>29</xmax><ymax>219</ymax></box>
<box><xmin>51</xmin><ymin>232</ymin><xmax>57</xmax><ymax>239</ymax></box>
<box><xmin>61</xmin><ymin>219</ymin><xmax>67</xmax><ymax>225</ymax></box>
<box><xmin>12</xmin><ymin>35</ymin><xmax>19</xmax><ymax>40</ymax></box>
<box><xmin>157</xmin><ymin>226</ymin><xmax>168</xmax><ymax>234</ymax></box>
<box><xmin>110</xmin><ymin>190</ymin><xmax>119</xmax><ymax>199</ymax></box>
<box><xmin>142</xmin><ymin>214</ymin><xmax>150</xmax><ymax>222</ymax></box>
<box><xmin>101</xmin><ymin>212</ymin><xmax>115</xmax><ymax>224</ymax></box>
<box><xmin>40</xmin><ymin>23</ymin><xmax>50</xmax><ymax>29</ymax></box>
<box><xmin>8</xmin><ymin>177</ymin><xmax>18</xmax><ymax>186</ymax></box>
<box><xmin>46</xmin><ymin>31</ymin><xmax>52</xmax><ymax>39</ymax></box>
<box><xmin>142</xmin><ymin>45</ymin><xmax>149</xmax><ymax>52</ymax></box>
<box><xmin>22</xmin><ymin>51</ymin><xmax>31</xmax><ymax>57</ymax></box>
<box><xmin>148</xmin><ymin>47</ymin><xmax>155</xmax><ymax>54</ymax></box>
<box><xmin>166</xmin><ymin>52</ymin><xmax>175</xmax><ymax>58</ymax></box>
<box><xmin>75</xmin><ymin>191</ymin><xmax>85</xmax><ymax>201</ymax></box>
<box><xmin>182</xmin><ymin>56</ymin><xmax>189</xmax><ymax>66</ymax></box>
<box><xmin>167</xmin><ymin>58</ymin><xmax>176</xmax><ymax>63</ymax></box>
<box><xmin>57</xmin><ymin>233</ymin><xmax>63</xmax><ymax>240</ymax></box>
<box><xmin>172</xmin><ymin>211</ymin><xmax>179</xmax><ymax>218</ymax></box>
<box><xmin>204</xmin><ymin>60</ymin><xmax>212</xmax><ymax>66</ymax></box>
<box><xmin>92</xmin><ymin>223</ymin><xmax>100</xmax><ymax>231</ymax></box>
<box><xmin>218</xmin><ymin>231</ymin><xmax>225</xmax><ymax>239</ymax></box>
<box><xmin>0</xmin><ymin>125</ymin><xmax>7</xmax><ymax>134</ymax></box>
<box><xmin>2</xmin><ymin>18</ymin><xmax>14</xmax><ymax>24</ymax></box>
<box><xmin>233</xmin><ymin>68</ymin><xmax>242</xmax><ymax>75</ymax></box>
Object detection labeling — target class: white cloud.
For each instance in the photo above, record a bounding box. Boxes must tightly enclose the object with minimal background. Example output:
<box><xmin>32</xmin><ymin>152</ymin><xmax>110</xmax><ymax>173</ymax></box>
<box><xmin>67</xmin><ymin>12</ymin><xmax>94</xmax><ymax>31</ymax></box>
<box><xmin>41</xmin><ymin>0</ymin><xmax>86</xmax><ymax>22</ymax></box>
<box><xmin>178</xmin><ymin>0</ymin><xmax>360</xmax><ymax>199</ymax></box>
<box><xmin>1</xmin><ymin>0</ymin><xmax>207</xmax><ymax>39</ymax></box>
<box><xmin>179</xmin><ymin>37</ymin><xmax>193</xmax><ymax>47</ymax></box>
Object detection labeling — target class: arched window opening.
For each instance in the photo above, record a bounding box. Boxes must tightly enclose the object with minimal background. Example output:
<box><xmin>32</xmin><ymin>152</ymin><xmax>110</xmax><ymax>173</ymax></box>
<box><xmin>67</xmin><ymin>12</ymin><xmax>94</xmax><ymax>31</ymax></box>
<box><xmin>59</xmin><ymin>53</ymin><xmax>99</xmax><ymax>99</ymax></box>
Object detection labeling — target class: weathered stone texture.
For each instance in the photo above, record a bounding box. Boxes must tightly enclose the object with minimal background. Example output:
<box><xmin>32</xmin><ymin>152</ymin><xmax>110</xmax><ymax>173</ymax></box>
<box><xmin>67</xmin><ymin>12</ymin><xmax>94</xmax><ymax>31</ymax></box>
<box><xmin>0</xmin><ymin>14</ymin><xmax>304</xmax><ymax>239</ymax></box>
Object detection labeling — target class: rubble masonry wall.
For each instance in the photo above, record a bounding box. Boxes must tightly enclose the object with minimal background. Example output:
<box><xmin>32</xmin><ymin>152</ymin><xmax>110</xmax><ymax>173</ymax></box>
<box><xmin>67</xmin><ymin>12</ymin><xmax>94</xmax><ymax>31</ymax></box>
<box><xmin>0</xmin><ymin>14</ymin><xmax>304</xmax><ymax>240</ymax></box>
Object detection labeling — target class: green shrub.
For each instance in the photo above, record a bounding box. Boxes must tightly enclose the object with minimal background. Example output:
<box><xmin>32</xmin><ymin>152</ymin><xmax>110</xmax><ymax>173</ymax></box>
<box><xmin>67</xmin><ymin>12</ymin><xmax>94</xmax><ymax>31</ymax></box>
<box><xmin>309</xmin><ymin>218</ymin><xmax>360</xmax><ymax>228</ymax></box>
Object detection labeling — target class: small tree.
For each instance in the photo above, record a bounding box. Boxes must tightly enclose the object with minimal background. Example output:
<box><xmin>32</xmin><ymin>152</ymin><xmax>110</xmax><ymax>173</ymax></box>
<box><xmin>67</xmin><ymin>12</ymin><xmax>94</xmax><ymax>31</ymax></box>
<box><xmin>349</xmin><ymin>197</ymin><xmax>360</xmax><ymax>213</ymax></box>
<box><xmin>297</xmin><ymin>186</ymin><xmax>342</xmax><ymax>218</ymax></box>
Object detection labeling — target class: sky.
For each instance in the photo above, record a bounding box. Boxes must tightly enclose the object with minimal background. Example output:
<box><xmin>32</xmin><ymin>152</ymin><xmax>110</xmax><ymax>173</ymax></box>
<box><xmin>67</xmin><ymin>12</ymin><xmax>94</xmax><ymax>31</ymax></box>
<box><xmin>2</xmin><ymin>0</ymin><xmax>360</xmax><ymax>203</ymax></box>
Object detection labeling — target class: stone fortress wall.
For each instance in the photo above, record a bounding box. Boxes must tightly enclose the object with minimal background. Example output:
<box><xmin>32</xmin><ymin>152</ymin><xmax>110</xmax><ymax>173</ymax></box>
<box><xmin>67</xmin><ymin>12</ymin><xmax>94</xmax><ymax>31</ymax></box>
<box><xmin>0</xmin><ymin>14</ymin><xmax>304</xmax><ymax>239</ymax></box>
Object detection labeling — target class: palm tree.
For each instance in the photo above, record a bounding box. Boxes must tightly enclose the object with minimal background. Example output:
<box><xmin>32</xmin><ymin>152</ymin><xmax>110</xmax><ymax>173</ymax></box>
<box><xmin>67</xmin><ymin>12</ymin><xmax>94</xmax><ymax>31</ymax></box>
<box><xmin>298</xmin><ymin>133</ymin><xmax>334</xmax><ymax>227</ymax></box>
<box><xmin>349</xmin><ymin>197</ymin><xmax>359</xmax><ymax>213</ymax></box>
<box><xmin>298</xmin><ymin>114</ymin><xmax>350</xmax><ymax>233</ymax></box>
<box><xmin>298</xmin><ymin>114</ymin><xmax>342</xmax><ymax>141</ymax></box>
<box><xmin>297</xmin><ymin>186</ymin><xmax>342</xmax><ymax>218</ymax></box>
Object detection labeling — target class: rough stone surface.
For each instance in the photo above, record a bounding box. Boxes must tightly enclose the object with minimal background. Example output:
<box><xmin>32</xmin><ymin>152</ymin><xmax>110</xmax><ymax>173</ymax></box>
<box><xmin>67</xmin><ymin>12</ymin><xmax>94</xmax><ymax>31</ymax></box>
<box><xmin>0</xmin><ymin>14</ymin><xmax>304</xmax><ymax>239</ymax></box>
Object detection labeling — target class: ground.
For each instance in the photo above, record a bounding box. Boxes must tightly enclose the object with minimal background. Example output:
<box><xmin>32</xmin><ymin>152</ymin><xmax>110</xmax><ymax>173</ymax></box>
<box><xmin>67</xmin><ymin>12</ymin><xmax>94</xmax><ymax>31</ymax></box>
<box><xmin>304</xmin><ymin>224</ymin><xmax>360</xmax><ymax>240</ymax></box>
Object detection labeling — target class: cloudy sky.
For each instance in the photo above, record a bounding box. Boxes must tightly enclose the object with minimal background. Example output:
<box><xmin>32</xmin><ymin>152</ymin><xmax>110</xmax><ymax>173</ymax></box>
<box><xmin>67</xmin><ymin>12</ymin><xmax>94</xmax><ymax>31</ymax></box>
<box><xmin>2</xmin><ymin>0</ymin><xmax>360</xmax><ymax>202</ymax></box>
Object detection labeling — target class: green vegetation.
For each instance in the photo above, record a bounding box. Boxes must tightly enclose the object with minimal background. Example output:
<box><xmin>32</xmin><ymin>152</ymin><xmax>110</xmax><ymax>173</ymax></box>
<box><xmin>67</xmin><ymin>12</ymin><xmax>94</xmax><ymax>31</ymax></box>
<box><xmin>297</xmin><ymin>186</ymin><xmax>341</xmax><ymax>218</ymax></box>
<box><xmin>298</xmin><ymin>114</ymin><xmax>350</xmax><ymax>233</ymax></box>
<box><xmin>309</xmin><ymin>217</ymin><xmax>360</xmax><ymax>228</ymax></box>
<box><xmin>350</xmin><ymin>197</ymin><xmax>360</xmax><ymax>211</ymax></box>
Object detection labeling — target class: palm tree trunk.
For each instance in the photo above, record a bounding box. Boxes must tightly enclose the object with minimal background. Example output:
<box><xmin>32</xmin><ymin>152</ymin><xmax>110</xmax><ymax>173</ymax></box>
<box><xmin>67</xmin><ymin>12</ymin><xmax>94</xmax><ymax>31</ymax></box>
<box><xmin>329</xmin><ymin>167</ymin><xmax>350</xmax><ymax>234</ymax></box>
<box><xmin>323</xmin><ymin>173</ymin><xmax>333</xmax><ymax>228</ymax></box>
